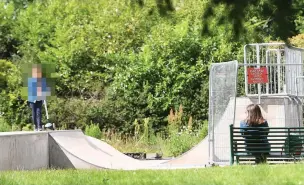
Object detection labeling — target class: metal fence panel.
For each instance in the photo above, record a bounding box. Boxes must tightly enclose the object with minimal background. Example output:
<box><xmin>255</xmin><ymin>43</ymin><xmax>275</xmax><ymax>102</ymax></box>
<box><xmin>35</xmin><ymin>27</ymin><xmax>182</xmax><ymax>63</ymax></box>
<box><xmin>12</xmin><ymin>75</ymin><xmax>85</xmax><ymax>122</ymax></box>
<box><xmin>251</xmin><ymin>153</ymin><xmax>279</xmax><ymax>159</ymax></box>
<box><xmin>244</xmin><ymin>43</ymin><xmax>286</xmax><ymax>96</ymax></box>
<box><xmin>285</xmin><ymin>47</ymin><xmax>304</xmax><ymax>96</ymax></box>
<box><xmin>208</xmin><ymin>60</ymin><xmax>238</xmax><ymax>164</ymax></box>
<box><xmin>244</xmin><ymin>44</ymin><xmax>304</xmax><ymax>97</ymax></box>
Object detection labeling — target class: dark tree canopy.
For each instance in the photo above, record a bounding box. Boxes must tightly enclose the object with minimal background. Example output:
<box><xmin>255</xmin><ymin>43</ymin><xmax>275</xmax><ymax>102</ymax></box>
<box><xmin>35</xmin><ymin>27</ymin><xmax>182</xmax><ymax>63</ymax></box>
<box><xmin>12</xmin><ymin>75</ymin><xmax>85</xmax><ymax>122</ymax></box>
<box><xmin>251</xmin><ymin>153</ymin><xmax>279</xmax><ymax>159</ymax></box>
<box><xmin>203</xmin><ymin>0</ymin><xmax>299</xmax><ymax>39</ymax></box>
<box><xmin>134</xmin><ymin>0</ymin><xmax>302</xmax><ymax>40</ymax></box>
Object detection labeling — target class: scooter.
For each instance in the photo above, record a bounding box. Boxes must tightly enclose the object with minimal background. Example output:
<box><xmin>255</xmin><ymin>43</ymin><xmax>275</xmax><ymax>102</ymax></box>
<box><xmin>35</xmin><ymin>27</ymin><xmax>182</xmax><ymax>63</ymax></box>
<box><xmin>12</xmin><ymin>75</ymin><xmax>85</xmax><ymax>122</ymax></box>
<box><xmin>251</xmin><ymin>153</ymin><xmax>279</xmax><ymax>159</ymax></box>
<box><xmin>44</xmin><ymin>100</ymin><xmax>55</xmax><ymax>130</ymax></box>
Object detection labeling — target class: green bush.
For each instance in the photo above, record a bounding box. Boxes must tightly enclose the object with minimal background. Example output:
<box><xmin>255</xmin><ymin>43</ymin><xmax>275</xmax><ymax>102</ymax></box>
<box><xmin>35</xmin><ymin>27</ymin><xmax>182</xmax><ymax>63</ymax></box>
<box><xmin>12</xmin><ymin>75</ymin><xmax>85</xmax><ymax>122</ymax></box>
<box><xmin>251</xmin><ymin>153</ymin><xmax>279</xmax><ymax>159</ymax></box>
<box><xmin>164</xmin><ymin>122</ymin><xmax>207</xmax><ymax>157</ymax></box>
<box><xmin>162</xmin><ymin>106</ymin><xmax>208</xmax><ymax>156</ymax></box>
<box><xmin>198</xmin><ymin>120</ymin><xmax>208</xmax><ymax>139</ymax></box>
<box><xmin>289</xmin><ymin>34</ymin><xmax>304</xmax><ymax>48</ymax></box>
<box><xmin>166</xmin><ymin>128</ymin><xmax>193</xmax><ymax>156</ymax></box>
<box><xmin>11</xmin><ymin>124</ymin><xmax>20</xmax><ymax>131</ymax></box>
<box><xmin>85</xmin><ymin>124</ymin><xmax>102</xmax><ymax>139</ymax></box>
<box><xmin>47</xmin><ymin>98</ymin><xmax>91</xmax><ymax>130</ymax></box>
<box><xmin>0</xmin><ymin>118</ymin><xmax>11</xmax><ymax>132</ymax></box>
<box><xmin>0</xmin><ymin>2</ymin><xmax>15</xmax><ymax>59</ymax></box>
<box><xmin>0</xmin><ymin>0</ymin><xmax>303</xmax><ymax>136</ymax></box>
<box><xmin>0</xmin><ymin>60</ymin><xmax>28</xmax><ymax>128</ymax></box>
<box><xmin>22</xmin><ymin>124</ymin><xmax>32</xmax><ymax>131</ymax></box>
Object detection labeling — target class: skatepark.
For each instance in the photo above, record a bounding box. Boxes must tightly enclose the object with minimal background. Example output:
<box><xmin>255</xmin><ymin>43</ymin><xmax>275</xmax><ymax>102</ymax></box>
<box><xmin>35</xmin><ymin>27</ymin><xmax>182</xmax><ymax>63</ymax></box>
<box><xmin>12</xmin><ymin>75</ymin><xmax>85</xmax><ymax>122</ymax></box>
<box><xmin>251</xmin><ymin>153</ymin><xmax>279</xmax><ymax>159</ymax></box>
<box><xmin>1</xmin><ymin>43</ymin><xmax>304</xmax><ymax>171</ymax></box>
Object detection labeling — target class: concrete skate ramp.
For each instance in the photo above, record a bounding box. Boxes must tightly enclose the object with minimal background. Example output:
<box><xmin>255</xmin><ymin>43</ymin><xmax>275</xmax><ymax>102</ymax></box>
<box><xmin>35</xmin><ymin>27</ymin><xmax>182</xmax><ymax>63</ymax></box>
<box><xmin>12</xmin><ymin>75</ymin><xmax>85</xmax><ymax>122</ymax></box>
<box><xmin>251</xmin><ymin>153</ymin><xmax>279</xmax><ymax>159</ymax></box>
<box><xmin>86</xmin><ymin>136</ymin><xmax>168</xmax><ymax>166</ymax></box>
<box><xmin>49</xmin><ymin>130</ymin><xmax>113</xmax><ymax>169</ymax></box>
<box><xmin>49</xmin><ymin>97</ymin><xmax>247</xmax><ymax>169</ymax></box>
<box><xmin>0</xmin><ymin>131</ymin><xmax>48</xmax><ymax>171</ymax></box>
<box><xmin>87</xmin><ymin>136</ymin><xmax>208</xmax><ymax>168</ymax></box>
<box><xmin>49</xmin><ymin>131</ymin><xmax>167</xmax><ymax>170</ymax></box>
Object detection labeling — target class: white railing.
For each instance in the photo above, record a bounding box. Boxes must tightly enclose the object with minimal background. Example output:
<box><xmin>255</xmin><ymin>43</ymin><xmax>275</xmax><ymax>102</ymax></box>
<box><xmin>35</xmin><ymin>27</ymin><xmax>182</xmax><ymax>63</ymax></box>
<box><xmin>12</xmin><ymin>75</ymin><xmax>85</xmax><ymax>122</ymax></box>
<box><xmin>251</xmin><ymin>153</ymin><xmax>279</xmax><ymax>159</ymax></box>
<box><xmin>243</xmin><ymin>43</ymin><xmax>304</xmax><ymax>100</ymax></box>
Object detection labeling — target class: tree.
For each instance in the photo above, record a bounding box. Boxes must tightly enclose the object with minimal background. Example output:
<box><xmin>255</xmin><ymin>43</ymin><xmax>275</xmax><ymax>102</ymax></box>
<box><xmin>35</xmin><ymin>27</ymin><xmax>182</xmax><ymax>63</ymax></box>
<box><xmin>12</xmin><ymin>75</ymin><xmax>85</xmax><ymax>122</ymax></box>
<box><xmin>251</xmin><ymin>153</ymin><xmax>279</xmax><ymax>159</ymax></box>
<box><xmin>134</xmin><ymin>0</ymin><xmax>302</xmax><ymax>40</ymax></box>
<box><xmin>202</xmin><ymin>0</ymin><xmax>300</xmax><ymax>40</ymax></box>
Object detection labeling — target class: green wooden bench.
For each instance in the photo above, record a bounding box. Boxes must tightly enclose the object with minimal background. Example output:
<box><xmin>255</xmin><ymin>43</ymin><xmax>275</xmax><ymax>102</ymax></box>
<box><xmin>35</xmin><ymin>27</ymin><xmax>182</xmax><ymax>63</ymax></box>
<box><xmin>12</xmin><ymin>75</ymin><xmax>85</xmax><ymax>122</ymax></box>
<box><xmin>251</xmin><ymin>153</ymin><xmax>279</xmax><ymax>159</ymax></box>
<box><xmin>230</xmin><ymin>124</ymin><xmax>304</xmax><ymax>165</ymax></box>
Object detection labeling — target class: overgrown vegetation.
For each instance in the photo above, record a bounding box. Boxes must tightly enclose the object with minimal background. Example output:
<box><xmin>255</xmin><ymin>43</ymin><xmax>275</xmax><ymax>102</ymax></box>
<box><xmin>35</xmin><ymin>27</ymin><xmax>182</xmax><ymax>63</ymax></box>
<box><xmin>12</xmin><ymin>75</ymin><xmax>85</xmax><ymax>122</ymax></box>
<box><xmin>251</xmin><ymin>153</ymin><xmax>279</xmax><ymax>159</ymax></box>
<box><xmin>0</xmin><ymin>0</ymin><xmax>303</xmax><ymax>156</ymax></box>
<box><xmin>85</xmin><ymin>123</ymin><xmax>103</xmax><ymax>139</ymax></box>
<box><xmin>86</xmin><ymin>105</ymin><xmax>208</xmax><ymax>156</ymax></box>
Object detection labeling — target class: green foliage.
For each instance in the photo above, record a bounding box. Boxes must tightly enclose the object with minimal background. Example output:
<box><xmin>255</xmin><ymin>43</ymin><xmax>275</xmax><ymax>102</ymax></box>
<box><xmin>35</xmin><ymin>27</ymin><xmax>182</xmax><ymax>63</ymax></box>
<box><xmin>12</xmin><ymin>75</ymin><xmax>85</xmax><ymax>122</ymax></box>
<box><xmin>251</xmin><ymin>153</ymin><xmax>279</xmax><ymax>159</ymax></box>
<box><xmin>47</xmin><ymin>98</ymin><xmax>99</xmax><ymax>130</ymax></box>
<box><xmin>131</xmin><ymin>118</ymin><xmax>156</xmax><ymax>144</ymax></box>
<box><xmin>22</xmin><ymin>123</ymin><xmax>32</xmax><ymax>131</ymax></box>
<box><xmin>0</xmin><ymin>2</ymin><xmax>16</xmax><ymax>59</ymax></box>
<box><xmin>141</xmin><ymin>117</ymin><xmax>155</xmax><ymax>143</ymax></box>
<box><xmin>11</xmin><ymin>123</ymin><xmax>20</xmax><ymax>131</ymax></box>
<box><xmin>294</xmin><ymin>0</ymin><xmax>304</xmax><ymax>33</ymax></box>
<box><xmin>85</xmin><ymin>123</ymin><xmax>102</xmax><ymax>139</ymax></box>
<box><xmin>0</xmin><ymin>59</ymin><xmax>19</xmax><ymax>90</ymax></box>
<box><xmin>198</xmin><ymin>120</ymin><xmax>208</xmax><ymax>139</ymax></box>
<box><xmin>164</xmin><ymin>105</ymin><xmax>207</xmax><ymax>156</ymax></box>
<box><xmin>11</xmin><ymin>0</ymin><xmax>161</xmax><ymax>98</ymax></box>
<box><xmin>165</xmin><ymin>126</ymin><xmax>202</xmax><ymax>156</ymax></box>
<box><xmin>3</xmin><ymin>0</ymin><xmax>241</xmax><ymax>132</ymax></box>
<box><xmin>0</xmin><ymin>118</ymin><xmax>11</xmax><ymax>132</ymax></box>
<box><xmin>0</xmin><ymin>59</ymin><xmax>29</xmax><ymax>127</ymax></box>
<box><xmin>0</xmin><ymin>0</ymin><xmax>303</xmax><ymax>137</ymax></box>
<box><xmin>103</xmin><ymin>108</ymin><xmax>208</xmax><ymax>156</ymax></box>
<box><xmin>106</xmin><ymin>18</ymin><xmax>239</xmax><ymax>130</ymax></box>
<box><xmin>203</xmin><ymin>0</ymin><xmax>301</xmax><ymax>40</ymax></box>
<box><xmin>103</xmin><ymin>121</ymin><xmax>208</xmax><ymax>157</ymax></box>
<box><xmin>288</xmin><ymin>34</ymin><xmax>304</xmax><ymax>48</ymax></box>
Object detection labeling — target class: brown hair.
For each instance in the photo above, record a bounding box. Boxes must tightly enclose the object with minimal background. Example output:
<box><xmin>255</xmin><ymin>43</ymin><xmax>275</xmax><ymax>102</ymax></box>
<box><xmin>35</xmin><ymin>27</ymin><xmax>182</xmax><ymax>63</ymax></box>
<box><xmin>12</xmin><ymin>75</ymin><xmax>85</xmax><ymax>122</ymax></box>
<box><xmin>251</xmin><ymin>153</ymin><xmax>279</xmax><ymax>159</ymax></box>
<box><xmin>245</xmin><ymin>104</ymin><xmax>264</xmax><ymax>126</ymax></box>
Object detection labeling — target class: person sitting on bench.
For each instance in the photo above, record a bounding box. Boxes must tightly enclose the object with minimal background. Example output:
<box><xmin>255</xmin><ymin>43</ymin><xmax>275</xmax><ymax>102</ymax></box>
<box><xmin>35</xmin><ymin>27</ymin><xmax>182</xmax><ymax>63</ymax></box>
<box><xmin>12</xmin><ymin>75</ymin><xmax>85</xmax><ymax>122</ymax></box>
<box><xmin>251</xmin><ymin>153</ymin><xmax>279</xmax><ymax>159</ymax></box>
<box><xmin>240</xmin><ymin>104</ymin><xmax>270</xmax><ymax>164</ymax></box>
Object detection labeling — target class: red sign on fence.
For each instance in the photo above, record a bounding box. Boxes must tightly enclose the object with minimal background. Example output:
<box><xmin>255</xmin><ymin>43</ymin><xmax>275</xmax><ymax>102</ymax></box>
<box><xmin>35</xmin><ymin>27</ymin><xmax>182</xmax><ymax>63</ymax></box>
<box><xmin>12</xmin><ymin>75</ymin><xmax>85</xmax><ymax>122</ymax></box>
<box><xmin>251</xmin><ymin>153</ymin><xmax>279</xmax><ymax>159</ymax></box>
<box><xmin>247</xmin><ymin>67</ymin><xmax>268</xmax><ymax>84</ymax></box>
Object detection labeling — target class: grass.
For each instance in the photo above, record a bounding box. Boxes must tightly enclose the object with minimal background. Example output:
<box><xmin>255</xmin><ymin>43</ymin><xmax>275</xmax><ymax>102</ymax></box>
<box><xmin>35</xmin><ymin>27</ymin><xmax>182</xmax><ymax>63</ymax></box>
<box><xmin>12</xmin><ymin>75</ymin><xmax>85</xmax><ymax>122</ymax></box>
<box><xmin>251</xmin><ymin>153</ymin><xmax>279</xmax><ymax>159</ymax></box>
<box><xmin>1</xmin><ymin>164</ymin><xmax>304</xmax><ymax>185</ymax></box>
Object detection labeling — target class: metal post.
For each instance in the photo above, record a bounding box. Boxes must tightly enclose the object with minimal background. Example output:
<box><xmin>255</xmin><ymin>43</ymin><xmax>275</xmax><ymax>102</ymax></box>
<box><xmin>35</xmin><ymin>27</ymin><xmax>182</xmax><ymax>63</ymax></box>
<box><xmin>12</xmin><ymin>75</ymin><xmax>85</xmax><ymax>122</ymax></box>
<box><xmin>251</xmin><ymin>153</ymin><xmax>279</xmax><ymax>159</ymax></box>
<box><xmin>230</xmin><ymin>124</ymin><xmax>234</xmax><ymax>165</ymax></box>
<box><xmin>266</xmin><ymin>49</ymin><xmax>284</xmax><ymax>95</ymax></box>
<box><xmin>266</xmin><ymin>50</ymin><xmax>269</xmax><ymax>94</ymax></box>
<box><xmin>296</xmin><ymin>77</ymin><xmax>299</xmax><ymax>97</ymax></box>
<box><xmin>285</xmin><ymin>48</ymin><xmax>290</xmax><ymax>94</ymax></box>
<box><xmin>208</xmin><ymin>65</ymin><xmax>214</xmax><ymax>164</ymax></box>
<box><xmin>244</xmin><ymin>45</ymin><xmax>248</xmax><ymax>96</ymax></box>
<box><xmin>277</xmin><ymin>50</ymin><xmax>281</xmax><ymax>93</ymax></box>
<box><xmin>256</xmin><ymin>44</ymin><xmax>261</xmax><ymax>104</ymax></box>
<box><xmin>287</xmin><ymin>128</ymin><xmax>291</xmax><ymax>156</ymax></box>
<box><xmin>233</xmin><ymin>61</ymin><xmax>238</xmax><ymax>127</ymax></box>
<box><xmin>293</xmin><ymin>95</ymin><xmax>302</xmax><ymax>127</ymax></box>
<box><xmin>300</xmin><ymin>52</ymin><xmax>303</xmax><ymax>96</ymax></box>
<box><xmin>232</xmin><ymin>61</ymin><xmax>239</xmax><ymax>163</ymax></box>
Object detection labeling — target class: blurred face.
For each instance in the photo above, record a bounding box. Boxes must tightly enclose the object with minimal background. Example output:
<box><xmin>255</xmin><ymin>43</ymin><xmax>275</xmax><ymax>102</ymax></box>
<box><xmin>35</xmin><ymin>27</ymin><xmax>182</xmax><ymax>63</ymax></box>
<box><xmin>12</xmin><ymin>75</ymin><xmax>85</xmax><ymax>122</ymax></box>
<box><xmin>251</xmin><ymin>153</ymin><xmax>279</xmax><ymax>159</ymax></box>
<box><xmin>32</xmin><ymin>66</ymin><xmax>42</xmax><ymax>78</ymax></box>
